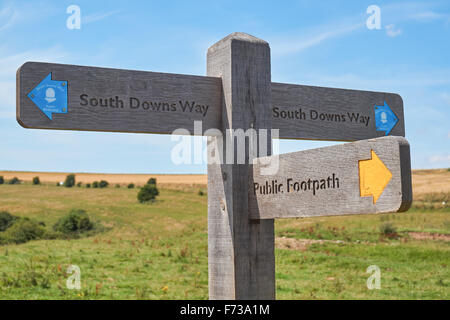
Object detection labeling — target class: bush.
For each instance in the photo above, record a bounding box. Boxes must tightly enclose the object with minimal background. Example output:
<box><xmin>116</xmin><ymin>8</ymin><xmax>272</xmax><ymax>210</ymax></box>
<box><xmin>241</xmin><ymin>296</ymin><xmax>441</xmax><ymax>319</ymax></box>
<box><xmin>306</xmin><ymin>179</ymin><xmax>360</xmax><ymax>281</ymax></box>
<box><xmin>32</xmin><ymin>177</ymin><xmax>40</xmax><ymax>185</ymax></box>
<box><xmin>198</xmin><ymin>190</ymin><xmax>206</xmax><ymax>196</ymax></box>
<box><xmin>53</xmin><ymin>209</ymin><xmax>93</xmax><ymax>235</ymax></box>
<box><xmin>115</xmin><ymin>184</ymin><xmax>121</xmax><ymax>188</ymax></box>
<box><xmin>127</xmin><ymin>183</ymin><xmax>135</xmax><ymax>189</ymax></box>
<box><xmin>379</xmin><ymin>222</ymin><xmax>397</xmax><ymax>236</ymax></box>
<box><xmin>99</xmin><ymin>180</ymin><xmax>109</xmax><ymax>188</ymax></box>
<box><xmin>65</xmin><ymin>174</ymin><xmax>76</xmax><ymax>188</ymax></box>
<box><xmin>137</xmin><ymin>184</ymin><xmax>159</xmax><ymax>203</ymax></box>
<box><xmin>8</xmin><ymin>177</ymin><xmax>20</xmax><ymax>185</ymax></box>
<box><xmin>86</xmin><ymin>183</ymin><xmax>91</xmax><ymax>188</ymax></box>
<box><xmin>92</xmin><ymin>181</ymin><xmax>99</xmax><ymax>188</ymax></box>
<box><xmin>2</xmin><ymin>218</ymin><xmax>47</xmax><ymax>244</ymax></box>
<box><xmin>0</xmin><ymin>176</ymin><xmax>4</xmax><ymax>185</ymax></box>
<box><xmin>0</xmin><ymin>211</ymin><xmax>18</xmax><ymax>232</ymax></box>
<box><xmin>147</xmin><ymin>178</ymin><xmax>157</xmax><ymax>186</ymax></box>
<box><xmin>77</xmin><ymin>182</ymin><xmax>82</xmax><ymax>187</ymax></box>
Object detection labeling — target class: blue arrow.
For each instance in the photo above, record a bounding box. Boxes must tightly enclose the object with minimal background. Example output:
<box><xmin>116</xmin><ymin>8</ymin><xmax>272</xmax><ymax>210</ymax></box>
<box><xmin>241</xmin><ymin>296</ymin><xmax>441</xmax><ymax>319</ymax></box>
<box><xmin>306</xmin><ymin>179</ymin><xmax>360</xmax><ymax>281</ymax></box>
<box><xmin>27</xmin><ymin>73</ymin><xmax>68</xmax><ymax>120</ymax></box>
<box><xmin>374</xmin><ymin>101</ymin><xmax>399</xmax><ymax>135</ymax></box>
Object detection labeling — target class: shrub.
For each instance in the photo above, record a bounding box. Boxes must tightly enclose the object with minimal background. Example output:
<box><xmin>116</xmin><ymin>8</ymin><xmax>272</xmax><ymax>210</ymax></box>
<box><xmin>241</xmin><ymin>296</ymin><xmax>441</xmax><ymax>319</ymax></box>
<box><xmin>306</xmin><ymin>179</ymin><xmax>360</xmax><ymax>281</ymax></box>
<box><xmin>92</xmin><ymin>181</ymin><xmax>99</xmax><ymax>188</ymax></box>
<box><xmin>137</xmin><ymin>184</ymin><xmax>159</xmax><ymax>203</ymax></box>
<box><xmin>86</xmin><ymin>183</ymin><xmax>91</xmax><ymax>188</ymax></box>
<box><xmin>53</xmin><ymin>209</ymin><xmax>93</xmax><ymax>235</ymax></box>
<box><xmin>198</xmin><ymin>190</ymin><xmax>206</xmax><ymax>196</ymax></box>
<box><xmin>65</xmin><ymin>174</ymin><xmax>76</xmax><ymax>188</ymax></box>
<box><xmin>127</xmin><ymin>183</ymin><xmax>135</xmax><ymax>189</ymax></box>
<box><xmin>379</xmin><ymin>222</ymin><xmax>397</xmax><ymax>236</ymax></box>
<box><xmin>2</xmin><ymin>218</ymin><xmax>47</xmax><ymax>244</ymax></box>
<box><xmin>0</xmin><ymin>211</ymin><xmax>18</xmax><ymax>232</ymax></box>
<box><xmin>8</xmin><ymin>177</ymin><xmax>20</xmax><ymax>185</ymax></box>
<box><xmin>115</xmin><ymin>184</ymin><xmax>121</xmax><ymax>188</ymax></box>
<box><xmin>77</xmin><ymin>182</ymin><xmax>82</xmax><ymax>187</ymax></box>
<box><xmin>0</xmin><ymin>176</ymin><xmax>4</xmax><ymax>184</ymax></box>
<box><xmin>147</xmin><ymin>178</ymin><xmax>157</xmax><ymax>186</ymax></box>
<box><xmin>99</xmin><ymin>180</ymin><xmax>109</xmax><ymax>188</ymax></box>
<box><xmin>56</xmin><ymin>182</ymin><xmax>60</xmax><ymax>187</ymax></box>
<box><xmin>32</xmin><ymin>177</ymin><xmax>40</xmax><ymax>185</ymax></box>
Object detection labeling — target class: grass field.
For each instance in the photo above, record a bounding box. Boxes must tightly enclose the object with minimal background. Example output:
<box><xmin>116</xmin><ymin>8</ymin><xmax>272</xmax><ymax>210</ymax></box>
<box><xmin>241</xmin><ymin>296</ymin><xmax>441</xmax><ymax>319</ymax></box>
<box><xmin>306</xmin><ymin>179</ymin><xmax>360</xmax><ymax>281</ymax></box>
<box><xmin>0</xmin><ymin>171</ymin><xmax>449</xmax><ymax>299</ymax></box>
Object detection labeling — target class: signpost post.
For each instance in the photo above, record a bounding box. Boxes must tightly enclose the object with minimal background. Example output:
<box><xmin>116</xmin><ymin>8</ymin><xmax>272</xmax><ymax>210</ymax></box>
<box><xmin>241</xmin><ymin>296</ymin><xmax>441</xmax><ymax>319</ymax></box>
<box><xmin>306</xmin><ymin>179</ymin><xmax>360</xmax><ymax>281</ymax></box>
<box><xmin>16</xmin><ymin>32</ymin><xmax>412</xmax><ymax>300</ymax></box>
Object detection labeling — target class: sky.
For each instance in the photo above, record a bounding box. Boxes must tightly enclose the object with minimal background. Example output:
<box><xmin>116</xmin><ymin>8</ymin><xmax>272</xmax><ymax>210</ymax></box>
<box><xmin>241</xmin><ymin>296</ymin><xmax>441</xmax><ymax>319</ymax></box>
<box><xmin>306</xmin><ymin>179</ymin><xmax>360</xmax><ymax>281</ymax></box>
<box><xmin>0</xmin><ymin>0</ymin><xmax>449</xmax><ymax>174</ymax></box>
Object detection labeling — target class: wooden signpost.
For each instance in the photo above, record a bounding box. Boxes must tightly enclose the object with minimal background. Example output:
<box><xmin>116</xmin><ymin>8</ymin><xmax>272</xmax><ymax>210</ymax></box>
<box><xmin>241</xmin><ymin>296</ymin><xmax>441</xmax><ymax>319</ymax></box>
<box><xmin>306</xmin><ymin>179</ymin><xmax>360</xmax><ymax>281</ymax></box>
<box><xmin>18</xmin><ymin>67</ymin><xmax>403</xmax><ymax>140</ymax></box>
<box><xmin>250</xmin><ymin>136</ymin><xmax>412</xmax><ymax>219</ymax></box>
<box><xmin>17</xmin><ymin>62</ymin><xmax>222</xmax><ymax>134</ymax></box>
<box><xmin>271</xmin><ymin>82</ymin><xmax>404</xmax><ymax>140</ymax></box>
<box><xmin>16</xmin><ymin>32</ymin><xmax>412</xmax><ymax>300</ymax></box>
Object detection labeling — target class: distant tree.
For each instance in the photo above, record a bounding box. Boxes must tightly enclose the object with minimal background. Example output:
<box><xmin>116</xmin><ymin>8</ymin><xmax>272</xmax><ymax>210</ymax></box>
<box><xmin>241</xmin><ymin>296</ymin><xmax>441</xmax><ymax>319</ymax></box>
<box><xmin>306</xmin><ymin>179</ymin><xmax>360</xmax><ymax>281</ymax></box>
<box><xmin>0</xmin><ymin>176</ymin><xmax>4</xmax><ymax>185</ymax></box>
<box><xmin>127</xmin><ymin>183</ymin><xmax>135</xmax><ymax>189</ymax></box>
<box><xmin>99</xmin><ymin>180</ymin><xmax>109</xmax><ymax>188</ymax></box>
<box><xmin>65</xmin><ymin>174</ymin><xmax>76</xmax><ymax>188</ymax></box>
<box><xmin>8</xmin><ymin>177</ymin><xmax>20</xmax><ymax>185</ymax></box>
<box><xmin>92</xmin><ymin>181</ymin><xmax>99</xmax><ymax>188</ymax></box>
<box><xmin>147</xmin><ymin>178</ymin><xmax>157</xmax><ymax>186</ymax></box>
<box><xmin>137</xmin><ymin>184</ymin><xmax>159</xmax><ymax>203</ymax></box>
<box><xmin>53</xmin><ymin>209</ymin><xmax>93</xmax><ymax>234</ymax></box>
<box><xmin>32</xmin><ymin>177</ymin><xmax>41</xmax><ymax>185</ymax></box>
<box><xmin>86</xmin><ymin>183</ymin><xmax>91</xmax><ymax>188</ymax></box>
<box><xmin>77</xmin><ymin>182</ymin><xmax>82</xmax><ymax>187</ymax></box>
<box><xmin>0</xmin><ymin>211</ymin><xmax>18</xmax><ymax>231</ymax></box>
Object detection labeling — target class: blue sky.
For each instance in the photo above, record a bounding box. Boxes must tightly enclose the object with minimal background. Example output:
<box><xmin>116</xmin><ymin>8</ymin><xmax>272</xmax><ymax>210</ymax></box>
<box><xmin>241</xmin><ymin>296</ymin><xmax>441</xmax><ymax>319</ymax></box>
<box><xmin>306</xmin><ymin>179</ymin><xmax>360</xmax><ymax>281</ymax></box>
<box><xmin>0</xmin><ymin>0</ymin><xmax>449</xmax><ymax>173</ymax></box>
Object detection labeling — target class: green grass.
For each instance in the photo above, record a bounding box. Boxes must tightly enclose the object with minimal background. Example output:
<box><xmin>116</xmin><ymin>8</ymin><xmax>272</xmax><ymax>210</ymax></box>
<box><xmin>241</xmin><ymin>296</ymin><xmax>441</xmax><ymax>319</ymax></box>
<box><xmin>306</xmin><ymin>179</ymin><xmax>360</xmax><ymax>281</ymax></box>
<box><xmin>0</xmin><ymin>184</ymin><xmax>449</xmax><ymax>299</ymax></box>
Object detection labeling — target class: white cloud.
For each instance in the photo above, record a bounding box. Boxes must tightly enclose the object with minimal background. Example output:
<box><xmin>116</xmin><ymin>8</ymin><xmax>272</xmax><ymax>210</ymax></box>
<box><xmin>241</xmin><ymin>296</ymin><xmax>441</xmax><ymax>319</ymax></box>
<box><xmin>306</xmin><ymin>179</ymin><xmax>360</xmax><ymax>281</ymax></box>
<box><xmin>428</xmin><ymin>154</ymin><xmax>450</xmax><ymax>165</ymax></box>
<box><xmin>0</xmin><ymin>46</ymin><xmax>67</xmax><ymax>79</ymax></box>
<box><xmin>302</xmin><ymin>70</ymin><xmax>450</xmax><ymax>92</ymax></box>
<box><xmin>381</xmin><ymin>2</ymin><xmax>448</xmax><ymax>22</ymax></box>
<box><xmin>0</xmin><ymin>2</ymin><xmax>58</xmax><ymax>32</ymax></box>
<box><xmin>378</xmin><ymin>2</ymin><xmax>450</xmax><ymax>37</ymax></box>
<box><xmin>0</xmin><ymin>4</ymin><xmax>18</xmax><ymax>31</ymax></box>
<box><xmin>82</xmin><ymin>10</ymin><xmax>120</xmax><ymax>24</ymax></box>
<box><xmin>409</xmin><ymin>10</ymin><xmax>445</xmax><ymax>22</ymax></box>
<box><xmin>271</xmin><ymin>22</ymin><xmax>364</xmax><ymax>56</ymax></box>
<box><xmin>385</xmin><ymin>24</ymin><xmax>402</xmax><ymax>37</ymax></box>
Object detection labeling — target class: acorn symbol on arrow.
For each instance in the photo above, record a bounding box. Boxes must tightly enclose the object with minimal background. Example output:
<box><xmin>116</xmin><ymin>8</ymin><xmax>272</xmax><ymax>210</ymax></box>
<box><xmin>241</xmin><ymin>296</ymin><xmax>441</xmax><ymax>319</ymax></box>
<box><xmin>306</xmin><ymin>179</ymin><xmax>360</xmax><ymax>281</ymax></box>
<box><xmin>27</xmin><ymin>73</ymin><xmax>68</xmax><ymax>120</ymax></box>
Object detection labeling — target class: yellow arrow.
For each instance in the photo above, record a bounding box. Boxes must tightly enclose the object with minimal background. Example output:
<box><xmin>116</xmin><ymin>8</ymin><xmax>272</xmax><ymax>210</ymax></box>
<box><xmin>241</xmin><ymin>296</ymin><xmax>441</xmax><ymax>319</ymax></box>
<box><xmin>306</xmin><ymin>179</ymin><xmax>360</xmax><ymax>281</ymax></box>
<box><xmin>359</xmin><ymin>150</ymin><xmax>392</xmax><ymax>204</ymax></box>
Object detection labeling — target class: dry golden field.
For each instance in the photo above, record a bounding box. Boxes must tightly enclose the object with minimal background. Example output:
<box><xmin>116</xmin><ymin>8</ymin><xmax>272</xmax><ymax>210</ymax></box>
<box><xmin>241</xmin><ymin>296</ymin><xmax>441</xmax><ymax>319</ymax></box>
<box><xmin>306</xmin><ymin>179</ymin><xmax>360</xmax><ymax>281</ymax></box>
<box><xmin>0</xmin><ymin>169</ymin><xmax>448</xmax><ymax>195</ymax></box>
<box><xmin>411</xmin><ymin>169</ymin><xmax>450</xmax><ymax>195</ymax></box>
<box><xmin>0</xmin><ymin>171</ymin><xmax>207</xmax><ymax>186</ymax></box>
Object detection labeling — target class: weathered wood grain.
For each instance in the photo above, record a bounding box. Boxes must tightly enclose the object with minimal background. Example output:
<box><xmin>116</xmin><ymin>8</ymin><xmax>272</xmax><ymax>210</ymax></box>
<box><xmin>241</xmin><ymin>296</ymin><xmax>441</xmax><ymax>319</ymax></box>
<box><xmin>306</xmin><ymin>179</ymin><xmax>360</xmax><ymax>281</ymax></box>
<box><xmin>207</xmin><ymin>32</ymin><xmax>275</xmax><ymax>300</ymax></box>
<box><xmin>17</xmin><ymin>62</ymin><xmax>222</xmax><ymax>135</ymax></box>
<box><xmin>271</xmin><ymin>82</ymin><xmax>405</xmax><ymax>141</ymax></box>
<box><xmin>17</xmin><ymin>63</ymin><xmax>405</xmax><ymax>141</ymax></box>
<box><xmin>249</xmin><ymin>136</ymin><xmax>412</xmax><ymax>219</ymax></box>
